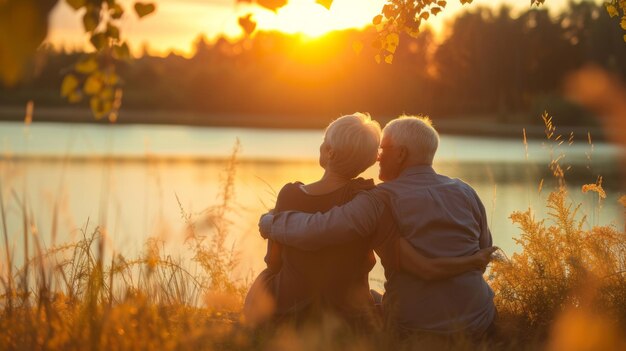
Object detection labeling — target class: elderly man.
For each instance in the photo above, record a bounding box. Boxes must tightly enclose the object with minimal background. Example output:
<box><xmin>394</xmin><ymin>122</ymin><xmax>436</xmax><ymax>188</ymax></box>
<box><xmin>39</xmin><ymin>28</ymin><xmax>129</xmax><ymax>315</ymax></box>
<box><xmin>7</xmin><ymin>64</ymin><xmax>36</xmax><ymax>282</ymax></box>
<box><xmin>259</xmin><ymin>116</ymin><xmax>496</xmax><ymax>335</ymax></box>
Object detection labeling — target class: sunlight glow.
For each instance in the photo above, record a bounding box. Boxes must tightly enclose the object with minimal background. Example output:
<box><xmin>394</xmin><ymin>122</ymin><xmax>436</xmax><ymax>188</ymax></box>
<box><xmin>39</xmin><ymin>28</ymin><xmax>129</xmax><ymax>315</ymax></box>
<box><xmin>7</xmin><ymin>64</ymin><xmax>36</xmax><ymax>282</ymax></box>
<box><xmin>46</xmin><ymin>0</ymin><xmax>576</xmax><ymax>56</ymax></box>
<box><xmin>251</xmin><ymin>0</ymin><xmax>385</xmax><ymax>37</ymax></box>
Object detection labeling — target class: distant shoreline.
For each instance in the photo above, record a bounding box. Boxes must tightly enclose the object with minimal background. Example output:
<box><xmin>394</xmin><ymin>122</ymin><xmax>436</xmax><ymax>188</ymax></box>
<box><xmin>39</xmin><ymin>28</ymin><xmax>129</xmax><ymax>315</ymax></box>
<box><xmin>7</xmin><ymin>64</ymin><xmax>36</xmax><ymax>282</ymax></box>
<box><xmin>0</xmin><ymin>106</ymin><xmax>609</xmax><ymax>141</ymax></box>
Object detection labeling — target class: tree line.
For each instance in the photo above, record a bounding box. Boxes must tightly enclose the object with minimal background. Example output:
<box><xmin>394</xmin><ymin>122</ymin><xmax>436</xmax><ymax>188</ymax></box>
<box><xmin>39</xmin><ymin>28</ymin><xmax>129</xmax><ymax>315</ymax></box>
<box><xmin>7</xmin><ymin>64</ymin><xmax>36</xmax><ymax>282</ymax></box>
<box><xmin>1</xmin><ymin>2</ymin><xmax>624</xmax><ymax>129</ymax></box>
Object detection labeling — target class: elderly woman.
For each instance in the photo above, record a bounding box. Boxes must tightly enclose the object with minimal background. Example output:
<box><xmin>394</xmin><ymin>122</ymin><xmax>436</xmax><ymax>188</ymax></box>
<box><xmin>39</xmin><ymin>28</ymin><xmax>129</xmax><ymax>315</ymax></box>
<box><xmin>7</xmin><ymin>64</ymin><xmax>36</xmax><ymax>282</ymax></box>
<box><xmin>244</xmin><ymin>113</ymin><xmax>492</xmax><ymax>328</ymax></box>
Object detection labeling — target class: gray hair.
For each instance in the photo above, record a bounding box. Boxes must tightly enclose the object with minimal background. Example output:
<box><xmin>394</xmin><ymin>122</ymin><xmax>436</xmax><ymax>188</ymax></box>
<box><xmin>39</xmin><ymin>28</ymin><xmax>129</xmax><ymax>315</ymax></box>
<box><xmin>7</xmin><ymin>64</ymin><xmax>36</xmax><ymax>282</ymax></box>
<box><xmin>382</xmin><ymin>115</ymin><xmax>439</xmax><ymax>165</ymax></box>
<box><xmin>324</xmin><ymin>112</ymin><xmax>381</xmax><ymax>178</ymax></box>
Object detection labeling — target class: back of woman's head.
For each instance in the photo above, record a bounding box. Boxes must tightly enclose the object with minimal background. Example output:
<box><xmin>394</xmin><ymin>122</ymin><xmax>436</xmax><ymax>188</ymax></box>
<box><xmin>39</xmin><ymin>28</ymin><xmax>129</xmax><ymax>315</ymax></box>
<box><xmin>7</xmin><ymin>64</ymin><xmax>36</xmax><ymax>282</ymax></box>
<box><xmin>324</xmin><ymin>113</ymin><xmax>381</xmax><ymax>179</ymax></box>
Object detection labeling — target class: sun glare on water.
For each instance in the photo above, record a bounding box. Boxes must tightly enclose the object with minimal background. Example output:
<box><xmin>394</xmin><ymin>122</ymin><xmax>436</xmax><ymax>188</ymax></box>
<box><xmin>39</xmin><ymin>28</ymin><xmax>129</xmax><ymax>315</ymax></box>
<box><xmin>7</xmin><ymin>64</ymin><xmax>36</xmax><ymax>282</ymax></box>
<box><xmin>252</xmin><ymin>0</ymin><xmax>385</xmax><ymax>38</ymax></box>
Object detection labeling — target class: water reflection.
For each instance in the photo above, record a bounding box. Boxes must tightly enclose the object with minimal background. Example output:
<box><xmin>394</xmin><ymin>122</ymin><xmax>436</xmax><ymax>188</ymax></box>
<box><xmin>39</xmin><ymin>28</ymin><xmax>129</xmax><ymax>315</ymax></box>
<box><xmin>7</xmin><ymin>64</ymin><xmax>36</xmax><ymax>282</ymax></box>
<box><xmin>1</xmin><ymin>158</ymin><xmax>623</xmax><ymax>288</ymax></box>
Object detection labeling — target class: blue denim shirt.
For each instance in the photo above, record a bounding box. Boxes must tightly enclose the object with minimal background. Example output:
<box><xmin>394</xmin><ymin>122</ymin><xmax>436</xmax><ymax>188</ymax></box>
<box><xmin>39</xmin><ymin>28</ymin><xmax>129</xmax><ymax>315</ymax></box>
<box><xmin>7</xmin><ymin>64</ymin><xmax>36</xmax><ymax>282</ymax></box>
<box><xmin>260</xmin><ymin>165</ymin><xmax>496</xmax><ymax>334</ymax></box>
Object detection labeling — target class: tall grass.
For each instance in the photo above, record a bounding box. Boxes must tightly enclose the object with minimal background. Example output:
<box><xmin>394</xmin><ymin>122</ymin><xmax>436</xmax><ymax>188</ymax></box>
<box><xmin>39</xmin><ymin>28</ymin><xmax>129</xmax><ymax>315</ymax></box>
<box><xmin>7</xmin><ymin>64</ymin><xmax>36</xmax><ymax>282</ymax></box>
<box><xmin>0</xmin><ymin>118</ymin><xmax>625</xmax><ymax>350</ymax></box>
<box><xmin>0</xmin><ymin>140</ymin><xmax>248</xmax><ymax>351</ymax></box>
<box><xmin>488</xmin><ymin>113</ymin><xmax>626</xmax><ymax>349</ymax></box>
<box><xmin>488</xmin><ymin>188</ymin><xmax>626</xmax><ymax>326</ymax></box>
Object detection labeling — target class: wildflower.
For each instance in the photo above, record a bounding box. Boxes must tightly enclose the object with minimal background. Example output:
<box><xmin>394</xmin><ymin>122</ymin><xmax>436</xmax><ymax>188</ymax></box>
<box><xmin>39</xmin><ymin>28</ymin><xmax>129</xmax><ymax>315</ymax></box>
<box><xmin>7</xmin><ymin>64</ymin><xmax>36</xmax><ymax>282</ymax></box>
<box><xmin>581</xmin><ymin>176</ymin><xmax>606</xmax><ymax>199</ymax></box>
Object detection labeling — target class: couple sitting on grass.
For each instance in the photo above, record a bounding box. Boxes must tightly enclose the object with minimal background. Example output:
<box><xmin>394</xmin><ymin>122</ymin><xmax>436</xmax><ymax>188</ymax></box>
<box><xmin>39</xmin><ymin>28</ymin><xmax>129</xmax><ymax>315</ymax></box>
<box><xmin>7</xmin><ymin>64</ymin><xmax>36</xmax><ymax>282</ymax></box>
<box><xmin>244</xmin><ymin>113</ymin><xmax>497</xmax><ymax>338</ymax></box>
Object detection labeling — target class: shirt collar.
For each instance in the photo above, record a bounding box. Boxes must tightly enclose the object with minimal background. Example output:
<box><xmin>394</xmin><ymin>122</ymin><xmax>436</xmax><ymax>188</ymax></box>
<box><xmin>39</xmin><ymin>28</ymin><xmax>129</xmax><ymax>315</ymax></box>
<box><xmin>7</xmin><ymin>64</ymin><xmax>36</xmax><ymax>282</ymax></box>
<box><xmin>399</xmin><ymin>164</ymin><xmax>436</xmax><ymax>177</ymax></box>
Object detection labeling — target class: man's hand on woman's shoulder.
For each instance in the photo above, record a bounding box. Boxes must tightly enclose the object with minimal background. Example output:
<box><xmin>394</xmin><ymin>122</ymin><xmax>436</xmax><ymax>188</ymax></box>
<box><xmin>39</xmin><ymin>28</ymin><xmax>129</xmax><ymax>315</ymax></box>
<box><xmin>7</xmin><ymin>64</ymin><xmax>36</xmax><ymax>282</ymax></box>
<box><xmin>473</xmin><ymin>246</ymin><xmax>499</xmax><ymax>272</ymax></box>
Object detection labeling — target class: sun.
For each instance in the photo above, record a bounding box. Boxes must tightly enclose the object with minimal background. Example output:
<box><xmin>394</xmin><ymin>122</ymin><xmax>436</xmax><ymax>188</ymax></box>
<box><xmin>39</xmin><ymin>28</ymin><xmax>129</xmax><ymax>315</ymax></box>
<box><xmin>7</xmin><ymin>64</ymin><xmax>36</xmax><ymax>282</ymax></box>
<box><xmin>252</xmin><ymin>0</ymin><xmax>386</xmax><ymax>38</ymax></box>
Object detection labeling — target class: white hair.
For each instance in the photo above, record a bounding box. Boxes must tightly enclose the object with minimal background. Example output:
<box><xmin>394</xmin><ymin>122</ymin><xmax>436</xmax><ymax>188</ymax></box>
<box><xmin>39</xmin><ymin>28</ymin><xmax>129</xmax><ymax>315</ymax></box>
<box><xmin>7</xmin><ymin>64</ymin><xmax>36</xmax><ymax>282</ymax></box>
<box><xmin>324</xmin><ymin>112</ymin><xmax>381</xmax><ymax>178</ymax></box>
<box><xmin>382</xmin><ymin>115</ymin><xmax>439</xmax><ymax>165</ymax></box>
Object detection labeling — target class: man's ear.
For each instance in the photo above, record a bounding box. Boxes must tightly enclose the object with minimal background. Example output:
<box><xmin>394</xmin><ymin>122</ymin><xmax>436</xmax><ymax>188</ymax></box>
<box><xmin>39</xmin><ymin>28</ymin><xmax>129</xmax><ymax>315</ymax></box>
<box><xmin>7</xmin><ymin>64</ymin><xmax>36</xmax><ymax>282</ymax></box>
<box><xmin>327</xmin><ymin>147</ymin><xmax>336</xmax><ymax>160</ymax></box>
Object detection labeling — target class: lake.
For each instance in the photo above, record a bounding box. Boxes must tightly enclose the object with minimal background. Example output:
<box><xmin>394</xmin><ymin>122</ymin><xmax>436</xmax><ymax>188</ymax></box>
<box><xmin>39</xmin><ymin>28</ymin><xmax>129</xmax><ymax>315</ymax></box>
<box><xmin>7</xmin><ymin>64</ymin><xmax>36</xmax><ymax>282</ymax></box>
<box><xmin>0</xmin><ymin>121</ymin><xmax>624</xmax><ymax>289</ymax></box>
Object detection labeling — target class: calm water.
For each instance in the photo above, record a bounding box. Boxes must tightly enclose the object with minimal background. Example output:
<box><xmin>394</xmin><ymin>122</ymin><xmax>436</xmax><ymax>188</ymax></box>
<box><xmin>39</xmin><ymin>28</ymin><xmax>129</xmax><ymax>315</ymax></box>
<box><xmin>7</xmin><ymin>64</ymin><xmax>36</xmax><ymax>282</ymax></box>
<box><xmin>0</xmin><ymin>121</ymin><xmax>624</xmax><ymax>288</ymax></box>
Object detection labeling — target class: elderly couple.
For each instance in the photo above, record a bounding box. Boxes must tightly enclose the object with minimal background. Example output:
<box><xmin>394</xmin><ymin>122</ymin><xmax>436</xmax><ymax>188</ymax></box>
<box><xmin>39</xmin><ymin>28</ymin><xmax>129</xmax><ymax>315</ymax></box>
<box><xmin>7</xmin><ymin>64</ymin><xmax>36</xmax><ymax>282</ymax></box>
<box><xmin>245</xmin><ymin>113</ymin><xmax>497</xmax><ymax>337</ymax></box>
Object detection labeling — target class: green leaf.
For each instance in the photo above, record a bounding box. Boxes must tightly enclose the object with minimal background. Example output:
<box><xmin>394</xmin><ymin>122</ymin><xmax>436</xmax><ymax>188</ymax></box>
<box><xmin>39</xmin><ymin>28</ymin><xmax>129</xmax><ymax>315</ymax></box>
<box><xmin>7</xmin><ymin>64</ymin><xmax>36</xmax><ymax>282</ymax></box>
<box><xmin>0</xmin><ymin>0</ymin><xmax>57</xmax><ymax>86</ymax></box>
<box><xmin>75</xmin><ymin>57</ymin><xmax>98</xmax><ymax>73</ymax></box>
<box><xmin>102</xmin><ymin>100</ymin><xmax>113</xmax><ymax>116</ymax></box>
<box><xmin>84</xmin><ymin>73</ymin><xmax>103</xmax><ymax>95</ymax></box>
<box><xmin>61</xmin><ymin>74</ymin><xmax>79</xmax><ymax>97</ymax></box>
<box><xmin>89</xmin><ymin>96</ymin><xmax>112</xmax><ymax>119</ymax></box>
<box><xmin>606</xmin><ymin>4</ymin><xmax>619</xmax><ymax>18</ymax></box>
<box><xmin>134</xmin><ymin>2</ymin><xmax>156</xmax><ymax>18</ymax></box>
<box><xmin>66</xmin><ymin>0</ymin><xmax>86</xmax><ymax>11</ymax></box>
<box><xmin>406</xmin><ymin>26</ymin><xmax>420</xmax><ymax>38</ymax></box>
<box><xmin>112</xmin><ymin>42</ymin><xmax>131</xmax><ymax>60</ymax></box>
<box><xmin>238</xmin><ymin>14</ymin><xmax>257</xmax><ymax>36</ymax></box>
<box><xmin>316</xmin><ymin>0</ymin><xmax>333</xmax><ymax>10</ymax></box>
<box><xmin>101</xmin><ymin>88</ymin><xmax>114</xmax><ymax>101</ymax></box>
<box><xmin>90</xmin><ymin>32</ymin><xmax>108</xmax><ymax>50</ymax></box>
<box><xmin>372</xmin><ymin>14</ymin><xmax>383</xmax><ymax>25</ymax></box>
<box><xmin>110</xmin><ymin>3</ymin><xmax>124</xmax><ymax>19</ymax></box>
<box><xmin>106</xmin><ymin>23</ymin><xmax>120</xmax><ymax>40</ymax></box>
<box><xmin>68</xmin><ymin>92</ymin><xmax>83</xmax><ymax>103</ymax></box>
<box><xmin>256</xmin><ymin>0</ymin><xmax>288</xmax><ymax>12</ymax></box>
<box><xmin>83</xmin><ymin>10</ymin><xmax>99</xmax><ymax>32</ymax></box>
<box><xmin>90</xmin><ymin>97</ymin><xmax>105</xmax><ymax>119</ymax></box>
<box><xmin>385</xmin><ymin>32</ymin><xmax>400</xmax><ymax>53</ymax></box>
<box><xmin>103</xmin><ymin>72</ymin><xmax>120</xmax><ymax>85</ymax></box>
<box><xmin>382</xmin><ymin>4</ymin><xmax>395</xmax><ymax>18</ymax></box>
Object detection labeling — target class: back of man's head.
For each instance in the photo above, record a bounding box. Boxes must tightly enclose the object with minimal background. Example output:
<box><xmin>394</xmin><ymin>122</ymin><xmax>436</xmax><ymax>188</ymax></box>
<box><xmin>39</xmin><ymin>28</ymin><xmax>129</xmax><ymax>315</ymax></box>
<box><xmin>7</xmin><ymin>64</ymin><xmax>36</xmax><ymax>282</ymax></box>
<box><xmin>383</xmin><ymin>115</ymin><xmax>439</xmax><ymax>165</ymax></box>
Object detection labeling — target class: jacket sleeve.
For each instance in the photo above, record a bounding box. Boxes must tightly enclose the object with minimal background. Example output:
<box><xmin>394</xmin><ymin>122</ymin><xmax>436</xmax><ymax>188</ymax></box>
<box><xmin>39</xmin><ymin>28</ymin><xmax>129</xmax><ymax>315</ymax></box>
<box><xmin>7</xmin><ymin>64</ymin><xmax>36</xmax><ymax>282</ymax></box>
<box><xmin>474</xmin><ymin>192</ymin><xmax>493</xmax><ymax>249</ymax></box>
<box><xmin>371</xmin><ymin>204</ymin><xmax>401</xmax><ymax>271</ymax></box>
<box><xmin>261</xmin><ymin>190</ymin><xmax>385</xmax><ymax>251</ymax></box>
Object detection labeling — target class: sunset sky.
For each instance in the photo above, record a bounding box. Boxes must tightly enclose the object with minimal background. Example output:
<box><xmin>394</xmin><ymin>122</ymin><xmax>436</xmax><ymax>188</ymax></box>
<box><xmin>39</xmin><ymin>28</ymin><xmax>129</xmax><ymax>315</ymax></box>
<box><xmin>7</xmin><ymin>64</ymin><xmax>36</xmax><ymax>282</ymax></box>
<box><xmin>47</xmin><ymin>0</ymin><xmax>579</xmax><ymax>56</ymax></box>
